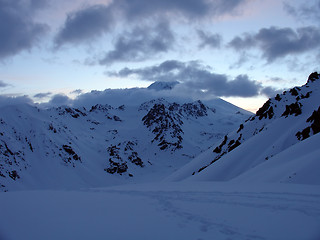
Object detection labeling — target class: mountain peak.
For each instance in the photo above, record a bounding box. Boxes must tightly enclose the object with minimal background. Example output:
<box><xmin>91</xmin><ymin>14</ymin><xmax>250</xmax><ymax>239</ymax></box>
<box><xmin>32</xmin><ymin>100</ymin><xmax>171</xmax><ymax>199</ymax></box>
<box><xmin>147</xmin><ymin>81</ymin><xmax>179</xmax><ymax>91</ymax></box>
<box><xmin>307</xmin><ymin>71</ymin><xmax>320</xmax><ymax>83</ymax></box>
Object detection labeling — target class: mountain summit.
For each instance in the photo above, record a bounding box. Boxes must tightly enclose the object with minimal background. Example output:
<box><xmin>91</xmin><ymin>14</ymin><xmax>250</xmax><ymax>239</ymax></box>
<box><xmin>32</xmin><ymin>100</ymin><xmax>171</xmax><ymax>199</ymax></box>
<box><xmin>147</xmin><ymin>81</ymin><xmax>180</xmax><ymax>91</ymax></box>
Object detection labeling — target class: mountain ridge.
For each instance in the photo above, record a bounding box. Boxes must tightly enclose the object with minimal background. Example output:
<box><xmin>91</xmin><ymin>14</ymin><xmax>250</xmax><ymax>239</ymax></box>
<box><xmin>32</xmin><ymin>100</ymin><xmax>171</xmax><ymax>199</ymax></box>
<box><xmin>0</xmin><ymin>96</ymin><xmax>249</xmax><ymax>191</ymax></box>
<box><xmin>167</xmin><ymin>72</ymin><xmax>320</xmax><ymax>184</ymax></box>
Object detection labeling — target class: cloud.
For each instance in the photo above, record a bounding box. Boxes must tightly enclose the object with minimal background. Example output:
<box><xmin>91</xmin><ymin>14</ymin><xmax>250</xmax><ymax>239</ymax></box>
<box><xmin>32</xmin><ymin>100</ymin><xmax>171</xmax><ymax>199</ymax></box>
<box><xmin>72</xmin><ymin>88</ymin><xmax>154</xmax><ymax>108</ymax></box>
<box><xmin>117</xmin><ymin>0</ymin><xmax>248</xmax><ymax>20</ymax></box>
<box><xmin>46</xmin><ymin>94</ymin><xmax>72</xmax><ymax>107</ymax></box>
<box><xmin>54</xmin><ymin>4</ymin><xmax>113</xmax><ymax>47</ymax></box>
<box><xmin>0</xmin><ymin>0</ymin><xmax>49</xmax><ymax>59</ymax></box>
<box><xmin>197</xmin><ymin>30</ymin><xmax>222</xmax><ymax>49</ymax></box>
<box><xmin>55</xmin><ymin>0</ymin><xmax>248</xmax><ymax>47</ymax></box>
<box><xmin>99</xmin><ymin>22</ymin><xmax>175</xmax><ymax>65</ymax></box>
<box><xmin>110</xmin><ymin>60</ymin><xmax>276</xmax><ymax>98</ymax></box>
<box><xmin>33</xmin><ymin>92</ymin><xmax>52</xmax><ymax>99</ymax></box>
<box><xmin>70</xmin><ymin>89</ymin><xmax>83</xmax><ymax>95</ymax></box>
<box><xmin>284</xmin><ymin>1</ymin><xmax>320</xmax><ymax>24</ymax></box>
<box><xmin>228</xmin><ymin>33</ymin><xmax>255</xmax><ymax>51</ymax></box>
<box><xmin>260</xmin><ymin>86</ymin><xmax>283</xmax><ymax>98</ymax></box>
<box><xmin>0</xmin><ymin>80</ymin><xmax>10</xmax><ymax>88</ymax></box>
<box><xmin>109</xmin><ymin>60</ymin><xmax>188</xmax><ymax>81</ymax></box>
<box><xmin>228</xmin><ymin>26</ymin><xmax>320</xmax><ymax>62</ymax></box>
<box><xmin>0</xmin><ymin>95</ymin><xmax>34</xmax><ymax>108</ymax></box>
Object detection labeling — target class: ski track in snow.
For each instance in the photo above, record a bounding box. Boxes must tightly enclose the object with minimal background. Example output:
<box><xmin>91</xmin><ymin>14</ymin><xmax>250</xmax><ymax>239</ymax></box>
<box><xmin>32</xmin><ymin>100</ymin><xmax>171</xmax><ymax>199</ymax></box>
<box><xmin>1</xmin><ymin>183</ymin><xmax>320</xmax><ymax>240</ymax></box>
<box><xmin>84</xmin><ymin>187</ymin><xmax>320</xmax><ymax>240</ymax></box>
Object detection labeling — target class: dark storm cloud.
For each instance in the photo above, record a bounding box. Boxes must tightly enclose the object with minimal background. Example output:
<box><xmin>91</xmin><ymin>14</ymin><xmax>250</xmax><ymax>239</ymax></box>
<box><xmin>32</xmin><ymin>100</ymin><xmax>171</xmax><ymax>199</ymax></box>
<box><xmin>228</xmin><ymin>26</ymin><xmax>320</xmax><ymax>62</ymax></box>
<box><xmin>33</xmin><ymin>92</ymin><xmax>52</xmax><ymax>99</ymax></box>
<box><xmin>0</xmin><ymin>0</ymin><xmax>48</xmax><ymax>59</ymax></box>
<box><xmin>55</xmin><ymin>0</ymin><xmax>248</xmax><ymax>46</ymax></box>
<box><xmin>99</xmin><ymin>22</ymin><xmax>174</xmax><ymax>65</ymax></box>
<box><xmin>197</xmin><ymin>30</ymin><xmax>222</xmax><ymax>49</ymax></box>
<box><xmin>110</xmin><ymin>60</ymin><xmax>275</xmax><ymax>98</ymax></box>
<box><xmin>54</xmin><ymin>5</ymin><xmax>113</xmax><ymax>47</ymax></box>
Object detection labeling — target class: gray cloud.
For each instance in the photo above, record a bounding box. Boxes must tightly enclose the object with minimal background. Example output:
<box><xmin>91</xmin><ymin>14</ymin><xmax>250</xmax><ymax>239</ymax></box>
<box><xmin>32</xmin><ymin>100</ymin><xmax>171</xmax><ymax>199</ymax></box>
<box><xmin>0</xmin><ymin>95</ymin><xmax>34</xmax><ymax>108</ymax></box>
<box><xmin>197</xmin><ymin>30</ymin><xmax>222</xmax><ymax>49</ymax></box>
<box><xmin>70</xmin><ymin>89</ymin><xmax>83</xmax><ymax>95</ymax></box>
<box><xmin>0</xmin><ymin>80</ymin><xmax>10</xmax><ymax>88</ymax></box>
<box><xmin>119</xmin><ymin>0</ymin><xmax>248</xmax><ymax>20</ymax></box>
<box><xmin>284</xmin><ymin>1</ymin><xmax>320</xmax><ymax>24</ymax></box>
<box><xmin>228</xmin><ymin>26</ymin><xmax>320</xmax><ymax>62</ymax></box>
<box><xmin>99</xmin><ymin>22</ymin><xmax>174</xmax><ymax>65</ymax></box>
<box><xmin>33</xmin><ymin>92</ymin><xmax>52</xmax><ymax>99</ymax></box>
<box><xmin>0</xmin><ymin>0</ymin><xmax>48</xmax><ymax>59</ymax></box>
<box><xmin>260</xmin><ymin>86</ymin><xmax>284</xmax><ymax>98</ymax></box>
<box><xmin>110</xmin><ymin>60</ymin><xmax>276</xmax><ymax>98</ymax></box>
<box><xmin>54</xmin><ymin>5</ymin><xmax>113</xmax><ymax>47</ymax></box>
<box><xmin>119</xmin><ymin>0</ymin><xmax>209</xmax><ymax>20</ymax></box>
<box><xmin>228</xmin><ymin>33</ymin><xmax>255</xmax><ymax>51</ymax></box>
<box><xmin>48</xmin><ymin>94</ymin><xmax>72</xmax><ymax>106</ymax></box>
<box><xmin>55</xmin><ymin>0</ymin><xmax>248</xmax><ymax>47</ymax></box>
<box><xmin>110</xmin><ymin>60</ymin><xmax>188</xmax><ymax>81</ymax></box>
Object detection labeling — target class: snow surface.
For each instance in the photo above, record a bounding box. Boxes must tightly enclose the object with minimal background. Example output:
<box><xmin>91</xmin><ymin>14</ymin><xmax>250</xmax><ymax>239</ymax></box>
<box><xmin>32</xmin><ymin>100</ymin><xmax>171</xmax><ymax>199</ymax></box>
<box><xmin>1</xmin><ymin>182</ymin><xmax>319</xmax><ymax>240</ymax></box>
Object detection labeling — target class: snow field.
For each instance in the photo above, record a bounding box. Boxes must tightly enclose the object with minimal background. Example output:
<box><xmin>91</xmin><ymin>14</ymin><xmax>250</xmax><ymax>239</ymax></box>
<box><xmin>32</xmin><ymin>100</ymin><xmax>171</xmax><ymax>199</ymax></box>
<box><xmin>1</xmin><ymin>182</ymin><xmax>320</xmax><ymax>240</ymax></box>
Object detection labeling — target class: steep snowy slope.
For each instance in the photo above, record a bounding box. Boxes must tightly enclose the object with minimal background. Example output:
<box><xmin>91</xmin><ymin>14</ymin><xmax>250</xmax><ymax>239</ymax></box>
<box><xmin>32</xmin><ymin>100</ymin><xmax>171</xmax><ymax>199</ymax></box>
<box><xmin>167</xmin><ymin>72</ymin><xmax>320</xmax><ymax>184</ymax></box>
<box><xmin>0</xmin><ymin>91</ymin><xmax>249</xmax><ymax>191</ymax></box>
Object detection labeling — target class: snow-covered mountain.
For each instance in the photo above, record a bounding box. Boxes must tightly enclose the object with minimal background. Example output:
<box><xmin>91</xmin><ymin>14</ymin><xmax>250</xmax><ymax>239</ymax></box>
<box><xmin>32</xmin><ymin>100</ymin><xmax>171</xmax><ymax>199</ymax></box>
<box><xmin>0</xmin><ymin>91</ymin><xmax>250</xmax><ymax>191</ymax></box>
<box><xmin>2</xmin><ymin>77</ymin><xmax>320</xmax><ymax>240</ymax></box>
<box><xmin>168</xmin><ymin>72</ymin><xmax>320</xmax><ymax>184</ymax></box>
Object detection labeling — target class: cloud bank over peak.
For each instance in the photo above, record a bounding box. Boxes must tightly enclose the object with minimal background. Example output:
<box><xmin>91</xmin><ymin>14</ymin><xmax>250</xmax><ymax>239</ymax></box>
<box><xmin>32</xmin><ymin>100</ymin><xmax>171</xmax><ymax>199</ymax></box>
<box><xmin>109</xmin><ymin>60</ymin><xmax>281</xmax><ymax>98</ymax></box>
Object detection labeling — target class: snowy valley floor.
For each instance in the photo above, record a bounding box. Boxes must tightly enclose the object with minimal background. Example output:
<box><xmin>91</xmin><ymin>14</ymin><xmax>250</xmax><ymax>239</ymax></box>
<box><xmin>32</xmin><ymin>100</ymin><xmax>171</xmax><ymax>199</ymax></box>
<box><xmin>1</xmin><ymin>182</ymin><xmax>320</xmax><ymax>240</ymax></box>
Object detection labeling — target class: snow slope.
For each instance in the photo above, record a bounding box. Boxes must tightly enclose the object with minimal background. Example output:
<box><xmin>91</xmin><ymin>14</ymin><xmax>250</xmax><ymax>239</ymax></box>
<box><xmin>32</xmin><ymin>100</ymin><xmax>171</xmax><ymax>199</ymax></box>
<box><xmin>1</xmin><ymin>182</ymin><xmax>319</xmax><ymax>240</ymax></box>
<box><xmin>167</xmin><ymin>72</ymin><xmax>320</xmax><ymax>184</ymax></box>
<box><xmin>0</xmin><ymin>89</ymin><xmax>250</xmax><ymax>191</ymax></box>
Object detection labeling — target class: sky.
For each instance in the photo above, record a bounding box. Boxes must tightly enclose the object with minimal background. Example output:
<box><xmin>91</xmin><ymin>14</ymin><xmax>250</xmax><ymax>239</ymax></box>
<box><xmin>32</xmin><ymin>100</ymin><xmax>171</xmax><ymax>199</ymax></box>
<box><xmin>0</xmin><ymin>0</ymin><xmax>319</xmax><ymax>112</ymax></box>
